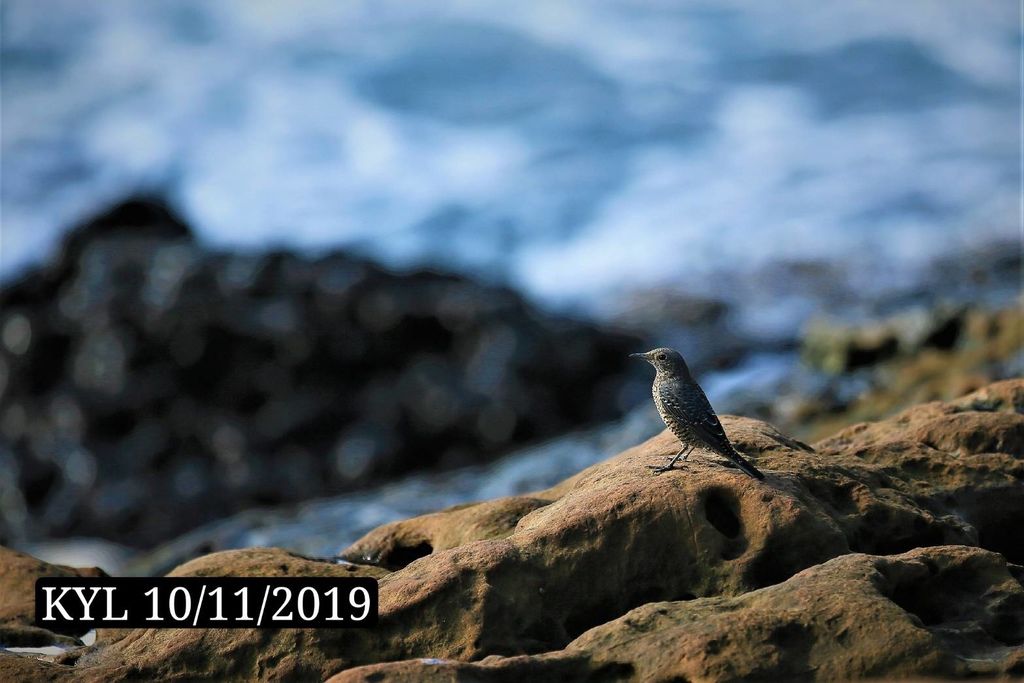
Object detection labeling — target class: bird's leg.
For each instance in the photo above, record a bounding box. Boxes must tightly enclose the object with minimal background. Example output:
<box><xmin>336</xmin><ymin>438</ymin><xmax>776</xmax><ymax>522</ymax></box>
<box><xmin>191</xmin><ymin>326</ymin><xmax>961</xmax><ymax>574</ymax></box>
<box><xmin>647</xmin><ymin>445</ymin><xmax>694</xmax><ymax>474</ymax></box>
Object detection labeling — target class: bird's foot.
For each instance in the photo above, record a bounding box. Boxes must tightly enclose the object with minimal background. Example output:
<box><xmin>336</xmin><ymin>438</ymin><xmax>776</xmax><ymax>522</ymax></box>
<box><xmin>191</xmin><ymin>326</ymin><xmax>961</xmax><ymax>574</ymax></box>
<box><xmin>646</xmin><ymin>463</ymin><xmax>676</xmax><ymax>474</ymax></box>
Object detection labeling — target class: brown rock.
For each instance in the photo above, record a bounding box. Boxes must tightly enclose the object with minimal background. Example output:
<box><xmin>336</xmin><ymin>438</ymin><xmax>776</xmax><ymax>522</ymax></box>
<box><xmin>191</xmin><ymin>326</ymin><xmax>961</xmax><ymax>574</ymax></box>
<box><xmin>3</xmin><ymin>548</ymin><xmax>391</xmax><ymax>682</ymax></box>
<box><xmin>816</xmin><ymin>379</ymin><xmax>1024</xmax><ymax>563</ymax></box>
<box><xmin>0</xmin><ymin>546</ymin><xmax>105</xmax><ymax>648</ymax></box>
<box><xmin>18</xmin><ymin>381</ymin><xmax>1024</xmax><ymax>681</ymax></box>
<box><xmin>0</xmin><ymin>651</ymin><xmax>76</xmax><ymax>682</ymax></box>
<box><xmin>93</xmin><ymin>548</ymin><xmax>392</xmax><ymax>649</ymax></box>
<box><xmin>345</xmin><ymin>497</ymin><xmax>553</xmax><ymax>570</ymax></box>
<box><xmin>166</xmin><ymin>547</ymin><xmax>392</xmax><ymax>580</ymax></box>
<box><xmin>328</xmin><ymin>545</ymin><xmax>1024</xmax><ymax>681</ymax></box>
<box><xmin>84</xmin><ymin>548</ymin><xmax>391</xmax><ymax>679</ymax></box>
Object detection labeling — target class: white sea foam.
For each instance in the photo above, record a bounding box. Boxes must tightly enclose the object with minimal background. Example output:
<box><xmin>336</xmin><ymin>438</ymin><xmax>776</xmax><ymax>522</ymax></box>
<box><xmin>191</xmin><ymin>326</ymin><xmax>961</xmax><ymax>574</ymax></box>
<box><xmin>1</xmin><ymin>0</ymin><xmax>1017</xmax><ymax>318</ymax></box>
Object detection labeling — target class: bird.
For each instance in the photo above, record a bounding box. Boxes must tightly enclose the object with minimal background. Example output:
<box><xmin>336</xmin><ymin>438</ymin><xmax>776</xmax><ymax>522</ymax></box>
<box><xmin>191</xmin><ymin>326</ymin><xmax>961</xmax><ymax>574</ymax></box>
<box><xmin>631</xmin><ymin>347</ymin><xmax>765</xmax><ymax>480</ymax></box>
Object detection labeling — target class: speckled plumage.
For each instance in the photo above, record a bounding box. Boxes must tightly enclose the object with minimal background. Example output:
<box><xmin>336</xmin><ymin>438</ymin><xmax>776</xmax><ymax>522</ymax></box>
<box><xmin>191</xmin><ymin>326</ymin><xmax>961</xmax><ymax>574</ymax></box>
<box><xmin>633</xmin><ymin>348</ymin><xmax>765</xmax><ymax>480</ymax></box>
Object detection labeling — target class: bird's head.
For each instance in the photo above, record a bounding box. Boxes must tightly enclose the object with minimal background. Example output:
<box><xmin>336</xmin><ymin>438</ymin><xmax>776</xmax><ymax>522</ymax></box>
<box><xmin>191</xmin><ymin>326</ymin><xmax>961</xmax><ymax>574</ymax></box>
<box><xmin>630</xmin><ymin>347</ymin><xmax>691</xmax><ymax>376</ymax></box>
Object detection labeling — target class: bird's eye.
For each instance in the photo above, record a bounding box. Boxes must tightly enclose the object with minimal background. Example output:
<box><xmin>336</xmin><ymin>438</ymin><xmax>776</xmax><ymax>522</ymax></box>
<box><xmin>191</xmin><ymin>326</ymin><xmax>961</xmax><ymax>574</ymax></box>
<box><xmin>656</xmin><ymin>353</ymin><xmax>667</xmax><ymax>361</ymax></box>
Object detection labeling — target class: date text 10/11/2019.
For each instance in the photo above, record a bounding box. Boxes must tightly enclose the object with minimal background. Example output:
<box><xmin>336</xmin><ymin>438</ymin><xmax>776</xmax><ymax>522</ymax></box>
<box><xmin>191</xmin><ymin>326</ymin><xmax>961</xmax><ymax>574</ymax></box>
<box><xmin>36</xmin><ymin>577</ymin><xmax>378</xmax><ymax>629</ymax></box>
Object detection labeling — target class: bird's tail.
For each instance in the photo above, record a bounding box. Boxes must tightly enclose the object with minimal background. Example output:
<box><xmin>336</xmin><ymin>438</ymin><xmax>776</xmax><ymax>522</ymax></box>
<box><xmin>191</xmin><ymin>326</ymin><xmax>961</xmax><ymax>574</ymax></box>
<box><xmin>729</xmin><ymin>448</ymin><xmax>765</xmax><ymax>480</ymax></box>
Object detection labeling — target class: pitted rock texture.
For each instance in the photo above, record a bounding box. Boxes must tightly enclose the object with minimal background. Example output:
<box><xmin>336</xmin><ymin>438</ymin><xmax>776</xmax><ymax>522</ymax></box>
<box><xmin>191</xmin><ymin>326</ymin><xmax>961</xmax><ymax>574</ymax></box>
<box><xmin>329</xmin><ymin>546</ymin><xmax>1024</xmax><ymax>682</ymax></box>
<box><xmin>5</xmin><ymin>380</ymin><xmax>1022</xmax><ymax>681</ymax></box>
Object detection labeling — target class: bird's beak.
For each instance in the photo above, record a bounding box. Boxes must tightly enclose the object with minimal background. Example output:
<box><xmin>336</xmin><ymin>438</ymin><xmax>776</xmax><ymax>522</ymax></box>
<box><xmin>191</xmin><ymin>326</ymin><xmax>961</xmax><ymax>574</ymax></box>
<box><xmin>629</xmin><ymin>352</ymin><xmax>646</xmax><ymax>359</ymax></box>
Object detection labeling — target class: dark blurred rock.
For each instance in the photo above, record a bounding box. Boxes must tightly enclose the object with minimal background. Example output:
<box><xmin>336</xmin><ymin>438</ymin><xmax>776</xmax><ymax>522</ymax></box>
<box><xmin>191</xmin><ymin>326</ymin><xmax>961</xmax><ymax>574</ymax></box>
<box><xmin>0</xmin><ymin>197</ymin><xmax>641</xmax><ymax>548</ymax></box>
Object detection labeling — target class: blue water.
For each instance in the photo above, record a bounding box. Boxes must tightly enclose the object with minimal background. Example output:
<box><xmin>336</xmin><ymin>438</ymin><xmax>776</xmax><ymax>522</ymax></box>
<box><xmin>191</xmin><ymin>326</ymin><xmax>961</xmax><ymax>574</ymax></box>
<box><xmin>1</xmin><ymin>1</ymin><xmax>1019</xmax><ymax>316</ymax></box>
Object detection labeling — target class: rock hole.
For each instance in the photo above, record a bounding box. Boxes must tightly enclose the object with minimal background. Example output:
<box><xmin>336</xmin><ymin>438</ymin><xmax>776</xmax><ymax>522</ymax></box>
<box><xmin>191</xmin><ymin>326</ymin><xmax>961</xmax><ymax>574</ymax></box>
<box><xmin>379</xmin><ymin>540</ymin><xmax>433</xmax><ymax>570</ymax></box>
<box><xmin>889</xmin><ymin>581</ymin><xmax>944</xmax><ymax>626</ymax></box>
<box><xmin>883</xmin><ymin>563</ymin><xmax>990</xmax><ymax>631</ymax></box>
<box><xmin>880</xmin><ymin>561</ymin><xmax>1024</xmax><ymax>647</ymax></box>
<box><xmin>594</xmin><ymin>663</ymin><xmax>637</xmax><ymax>679</ymax></box>
<box><xmin>769</xmin><ymin>622</ymin><xmax>808</xmax><ymax>647</ymax></box>
<box><xmin>971</xmin><ymin>506</ymin><xmax>1024</xmax><ymax>565</ymax></box>
<box><xmin>57</xmin><ymin>652</ymin><xmax>83</xmax><ymax>667</ymax></box>
<box><xmin>746</xmin><ymin>545</ymin><xmax>802</xmax><ymax>589</ymax></box>
<box><xmin>852</xmin><ymin>509</ymin><xmax>948</xmax><ymax>556</ymax></box>
<box><xmin>705</xmin><ymin>491</ymin><xmax>741</xmax><ymax>539</ymax></box>
<box><xmin>991</xmin><ymin>614</ymin><xmax>1024</xmax><ymax>647</ymax></box>
<box><xmin>519</xmin><ymin>615</ymin><xmax>567</xmax><ymax>649</ymax></box>
<box><xmin>632</xmin><ymin>585</ymin><xmax>665</xmax><ymax>606</ymax></box>
<box><xmin>562</xmin><ymin>598</ymin><xmax>622</xmax><ymax>641</ymax></box>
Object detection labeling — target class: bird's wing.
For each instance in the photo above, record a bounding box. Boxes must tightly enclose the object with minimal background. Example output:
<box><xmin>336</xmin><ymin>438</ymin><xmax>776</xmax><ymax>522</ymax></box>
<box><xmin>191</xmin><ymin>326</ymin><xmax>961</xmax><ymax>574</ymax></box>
<box><xmin>658</xmin><ymin>380</ymin><xmax>735</xmax><ymax>456</ymax></box>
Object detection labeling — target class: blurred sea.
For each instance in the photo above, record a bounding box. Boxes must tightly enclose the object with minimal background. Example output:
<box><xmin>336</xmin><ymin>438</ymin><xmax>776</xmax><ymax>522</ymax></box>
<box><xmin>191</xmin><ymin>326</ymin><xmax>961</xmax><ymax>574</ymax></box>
<box><xmin>2</xmin><ymin>0</ymin><xmax>1018</xmax><ymax>322</ymax></box>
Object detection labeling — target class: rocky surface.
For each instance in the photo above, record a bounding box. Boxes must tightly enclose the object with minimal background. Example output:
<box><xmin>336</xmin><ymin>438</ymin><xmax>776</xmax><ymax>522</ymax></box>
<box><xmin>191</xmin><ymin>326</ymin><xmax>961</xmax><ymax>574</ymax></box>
<box><xmin>3</xmin><ymin>379</ymin><xmax>1021</xmax><ymax>681</ymax></box>
<box><xmin>330</xmin><ymin>546</ymin><xmax>1024</xmax><ymax>682</ymax></box>
<box><xmin>0</xmin><ymin>546</ymin><xmax>105</xmax><ymax>648</ymax></box>
<box><xmin>0</xmin><ymin>197</ymin><xmax>641</xmax><ymax>548</ymax></box>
